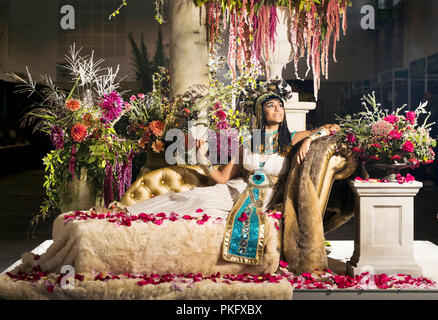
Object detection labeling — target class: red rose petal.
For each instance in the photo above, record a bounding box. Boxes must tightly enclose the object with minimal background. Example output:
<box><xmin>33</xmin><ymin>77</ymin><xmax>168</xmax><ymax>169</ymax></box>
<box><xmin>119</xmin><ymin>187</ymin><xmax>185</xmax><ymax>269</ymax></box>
<box><xmin>279</xmin><ymin>260</ymin><xmax>288</xmax><ymax>268</ymax></box>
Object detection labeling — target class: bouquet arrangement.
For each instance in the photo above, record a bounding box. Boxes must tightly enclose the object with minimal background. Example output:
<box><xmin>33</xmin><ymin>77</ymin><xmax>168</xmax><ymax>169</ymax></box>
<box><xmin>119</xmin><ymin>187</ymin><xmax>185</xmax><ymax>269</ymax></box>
<box><xmin>336</xmin><ymin>92</ymin><xmax>436</xmax><ymax>169</ymax></box>
<box><xmin>9</xmin><ymin>45</ymin><xmax>137</xmax><ymax>226</ymax></box>
<box><xmin>125</xmin><ymin>67</ymin><xmax>204</xmax><ymax>164</ymax></box>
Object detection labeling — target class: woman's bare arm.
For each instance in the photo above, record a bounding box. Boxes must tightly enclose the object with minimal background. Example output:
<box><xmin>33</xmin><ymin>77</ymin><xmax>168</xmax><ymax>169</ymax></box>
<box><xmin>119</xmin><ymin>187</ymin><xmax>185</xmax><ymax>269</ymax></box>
<box><xmin>291</xmin><ymin>124</ymin><xmax>340</xmax><ymax>164</ymax></box>
<box><xmin>292</xmin><ymin>130</ymin><xmax>312</xmax><ymax>146</ymax></box>
<box><xmin>197</xmin><ymin>141</ymin><xmax>243</xmax><ymax>184</ymax></box>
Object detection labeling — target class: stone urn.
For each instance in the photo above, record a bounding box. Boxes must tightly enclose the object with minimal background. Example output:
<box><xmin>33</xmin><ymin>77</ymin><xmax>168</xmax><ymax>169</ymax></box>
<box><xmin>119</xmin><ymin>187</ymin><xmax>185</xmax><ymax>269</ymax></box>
<box><xmin>364</xmin><ymin>158</ymin><xmax>411</xmax><ymax>182</ymax></box>
<box><xmin>260</xmin><ymin>7</ymin><xmax>293</xmax><ymax>81</ymax></box>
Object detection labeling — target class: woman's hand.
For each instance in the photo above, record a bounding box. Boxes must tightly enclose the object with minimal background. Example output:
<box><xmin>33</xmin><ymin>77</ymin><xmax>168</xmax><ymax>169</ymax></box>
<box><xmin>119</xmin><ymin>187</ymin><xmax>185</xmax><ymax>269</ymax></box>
<box><xmin>297</xmin><ymin>137</ymin><xmax>311</xmax><ymax>165</ymax></box>
<box><xmin>323</xmin><ymin>123</ymin><xmax>340</xmax><ymax>133</ymax></box>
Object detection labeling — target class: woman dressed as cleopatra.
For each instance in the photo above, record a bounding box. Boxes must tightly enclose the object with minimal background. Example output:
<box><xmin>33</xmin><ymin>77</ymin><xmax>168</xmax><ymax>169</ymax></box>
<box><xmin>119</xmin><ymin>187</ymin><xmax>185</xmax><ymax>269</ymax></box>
<box><xmin>127</xmin><ymin>91</ymin><xmax>338</xmax><ymax>265</ymax></box>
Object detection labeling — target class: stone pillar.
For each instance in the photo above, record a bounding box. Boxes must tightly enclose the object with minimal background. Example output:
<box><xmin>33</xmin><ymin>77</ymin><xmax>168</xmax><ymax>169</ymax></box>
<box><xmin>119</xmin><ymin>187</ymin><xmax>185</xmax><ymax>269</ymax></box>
<box><xmin>347</xmin><ymin>180</ymin><xmax>423</xmax><ymax>277</ymax></box>
<box><xmin>284</xmin><ymin>100</ymin><xmax>316</xmax><ymax>132</ymax></box>
<box><xmin>169</xmin><ymin>0</ymin><xmax>209</xmax><ymax>96</ymax></box>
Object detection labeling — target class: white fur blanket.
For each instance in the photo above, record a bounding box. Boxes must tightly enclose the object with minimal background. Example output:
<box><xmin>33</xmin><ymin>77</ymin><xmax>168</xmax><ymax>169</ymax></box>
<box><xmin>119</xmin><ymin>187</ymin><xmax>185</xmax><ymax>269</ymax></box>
<box><xmin>0</xmin><ymin>272</ymin><xmax>292</xmax><ymax>300</ymax></box>
<box><xmin>17</xmin><ymin>209</ymin><xmax>283</xmax><ymax>276</ymax></box>
<box><xmin>0</xmin><ymin>209</ymin><xmax>290</xmax><ymax>300</ymax></box>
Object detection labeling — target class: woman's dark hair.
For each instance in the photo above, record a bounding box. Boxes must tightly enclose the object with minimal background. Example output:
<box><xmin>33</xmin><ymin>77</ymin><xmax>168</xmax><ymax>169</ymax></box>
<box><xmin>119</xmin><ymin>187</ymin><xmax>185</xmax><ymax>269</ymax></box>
<box><xmin>251</xmin><ymin>96</ymin><xmax>292</xmax><ymax>156</ymax></box>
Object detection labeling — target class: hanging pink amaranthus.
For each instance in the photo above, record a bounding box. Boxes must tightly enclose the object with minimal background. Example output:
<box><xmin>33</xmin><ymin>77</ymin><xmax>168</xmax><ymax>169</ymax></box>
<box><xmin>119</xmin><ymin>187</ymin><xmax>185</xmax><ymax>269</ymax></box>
<box><xmin>106</xmin><ymin>148</ymin><xmax>135</xmax><ymax>208</ymax></box>
<box><xmin>201</xmin><ymin>0</ymin><xmax>350</xmax><ymax>100</ymax></box>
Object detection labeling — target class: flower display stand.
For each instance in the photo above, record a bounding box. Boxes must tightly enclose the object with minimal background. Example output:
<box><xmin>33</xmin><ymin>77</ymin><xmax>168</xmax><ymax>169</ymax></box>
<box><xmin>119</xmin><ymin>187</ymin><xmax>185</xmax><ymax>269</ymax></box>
<box><xmin>347</xmin><ymin>180</ymin><xmax>423</xmax><ymax>278</ymax></box>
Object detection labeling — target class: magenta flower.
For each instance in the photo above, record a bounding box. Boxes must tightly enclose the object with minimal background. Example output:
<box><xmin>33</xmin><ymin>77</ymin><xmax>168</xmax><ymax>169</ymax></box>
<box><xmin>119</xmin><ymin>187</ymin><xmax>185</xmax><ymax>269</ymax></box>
<box><xmin>406</xmin><ymin>111</ymin><xmax>416</xmax><ymax>125</ymax></box>
<box><xmin>279</xmin><ymin>260</ymin><xmax>288</xmax><ymax>268</ymax></box>
<box><xmin>49</xmin><ymin>126</ymin><xmax>64</xmax><ymax>149</ymax></box>
<box><xmin>384</xmin><ymin>114</ymin><xmax>399</xmax><ymax>124</ymax></box>
<box><xmin>215</xmin><ymin>110</ymin><xmax>227</xmax><ymax>121</ymax></box>
<box><xmin>403</xmin><ymin>140</ymin><xmax>414</xmax><ymax>153</ymax></box>
<box><xmin>396</xmin><ymin>173</ymin><xmax>406</xmax><ymax>184</ymax></box>
<box><xmin>99</xmin><ymin>91</ymin><xmax>124</xmax><ymax>123</ymax></box>
<box><xmin>389</xmin><ymin>130</ymin><xmax>402</xmax><ymax>140</ymax></box>
<box><xmin>346</xmin><ymin>133</ymin><xmax>356</xmax><ymax>143</ymax></box>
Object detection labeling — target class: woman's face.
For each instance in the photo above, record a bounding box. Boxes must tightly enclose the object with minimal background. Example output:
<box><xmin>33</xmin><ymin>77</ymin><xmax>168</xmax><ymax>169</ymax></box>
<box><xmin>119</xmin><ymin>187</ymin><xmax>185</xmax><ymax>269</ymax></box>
<box><xmin>262</xmin><ymin>99</ymin><xmax>284</xmax><ymax>125</ymax></box>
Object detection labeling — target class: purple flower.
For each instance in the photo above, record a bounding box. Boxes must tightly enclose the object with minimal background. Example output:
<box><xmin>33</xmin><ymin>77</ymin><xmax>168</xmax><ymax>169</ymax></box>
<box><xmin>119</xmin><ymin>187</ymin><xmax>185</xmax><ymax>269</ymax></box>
<box><xmin>99</xmin><ymin>91</ymin><xmax>124</xmax><ymax>123</ymax></box>
<box><xmin>50</xmin><ymin>126</ymin><xmax>64</xmax><ymax>149</ymax></box>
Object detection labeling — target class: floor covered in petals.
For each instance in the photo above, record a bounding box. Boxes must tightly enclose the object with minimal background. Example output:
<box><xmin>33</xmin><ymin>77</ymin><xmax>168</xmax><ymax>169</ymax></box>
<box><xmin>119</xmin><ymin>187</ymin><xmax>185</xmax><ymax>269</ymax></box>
<box><xmin>2</xmin><ymin>239</ymin><xmax>438</xmax><ymax>300</ymax></box>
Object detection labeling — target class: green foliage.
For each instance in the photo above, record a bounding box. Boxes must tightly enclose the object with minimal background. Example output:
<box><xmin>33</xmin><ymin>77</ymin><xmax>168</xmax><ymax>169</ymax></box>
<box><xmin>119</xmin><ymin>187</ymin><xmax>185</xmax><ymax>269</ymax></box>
<box><xmin>128</xmin><ymin>31</ymin><xmax>153</xmax><ymax>93</ymax></box>
<box><xmin>109</xmin><ymin>0</ymin><xmax>128</xmax><ymax>20</ymax></box>
<box><xmin>152</xmin><ymin>25</ymin><xmax>168</xmax><ymax>74</ymax></box>
<box><xmin>128</xmin><ymin>27</ymin><xmax>169</xmax><ymax>95</ymax></box>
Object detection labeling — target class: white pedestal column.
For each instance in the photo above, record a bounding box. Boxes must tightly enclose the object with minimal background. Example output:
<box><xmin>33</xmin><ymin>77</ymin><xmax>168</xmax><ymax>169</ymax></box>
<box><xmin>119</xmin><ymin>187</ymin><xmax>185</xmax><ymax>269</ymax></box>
<box><xmin>347</xmin><ymin>180</ymin><xmax>423</xmax><ymax>277</ymax></box>
<box><xmin>284</xmin><ymin>100</ymin><xmax>316</xmax><ymax>132</ymax></box>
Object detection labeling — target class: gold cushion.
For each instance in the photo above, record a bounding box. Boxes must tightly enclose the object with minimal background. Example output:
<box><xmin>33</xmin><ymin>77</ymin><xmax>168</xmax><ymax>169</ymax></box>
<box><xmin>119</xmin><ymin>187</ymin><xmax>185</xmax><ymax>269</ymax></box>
<box><xmin>120</xmin><ymin>164</ymin><xmax>220</xmax><ymax>206</ymax></box>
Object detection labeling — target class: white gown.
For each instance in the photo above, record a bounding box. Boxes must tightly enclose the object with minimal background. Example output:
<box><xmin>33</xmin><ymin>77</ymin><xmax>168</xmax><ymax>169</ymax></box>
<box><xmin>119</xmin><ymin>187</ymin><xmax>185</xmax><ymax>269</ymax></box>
<box><xmin>126</xmin><ymin>145</ymin><xmax>290</xmax><ymax>218</ymax></box>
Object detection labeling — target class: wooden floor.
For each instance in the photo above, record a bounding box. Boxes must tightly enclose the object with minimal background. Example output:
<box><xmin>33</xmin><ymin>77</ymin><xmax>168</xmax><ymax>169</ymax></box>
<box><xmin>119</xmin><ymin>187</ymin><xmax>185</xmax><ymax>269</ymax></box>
<box><xmin>0</xmin><ymin>169</ymin><xmax>437</xmax><ymax>272</ymax></box>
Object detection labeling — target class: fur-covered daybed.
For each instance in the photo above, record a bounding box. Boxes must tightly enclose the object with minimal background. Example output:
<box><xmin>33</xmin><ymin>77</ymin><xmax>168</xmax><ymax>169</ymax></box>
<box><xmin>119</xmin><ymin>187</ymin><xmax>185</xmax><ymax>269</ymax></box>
<box><xmin>0</xmin><ymin>135</ymin><xmax>358</xmax><ymax>299</ymax></box>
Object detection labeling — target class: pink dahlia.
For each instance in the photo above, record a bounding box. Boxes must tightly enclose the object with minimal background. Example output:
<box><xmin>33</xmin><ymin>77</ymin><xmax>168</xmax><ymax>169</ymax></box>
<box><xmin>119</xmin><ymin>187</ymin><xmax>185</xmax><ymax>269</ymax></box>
<box><xmin>383</xmin><ymin>114</ymin><xmax>399</xmax><ymax>124</ymax></box>
<box><xmin>403</xmin><ymin>141</ymin><xmax>414</xmax><ymax>153</ymax></box>
<box><xmin>99</xmin><ymin>91</ymin><xmax>124</xmax><ymax>123</ymax></box>
<box><xmin>406</xmin><ymin>111</ymin><xmax>416</xmax><ymax>125</ymax></box>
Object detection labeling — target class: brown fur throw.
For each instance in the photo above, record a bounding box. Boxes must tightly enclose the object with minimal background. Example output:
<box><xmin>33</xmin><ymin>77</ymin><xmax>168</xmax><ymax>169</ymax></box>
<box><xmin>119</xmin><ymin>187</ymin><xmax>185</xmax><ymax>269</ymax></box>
<box><xmin>278</xmin><ymin>135</ymin><xmax>357</xmax><ymax>274</ymax></box>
